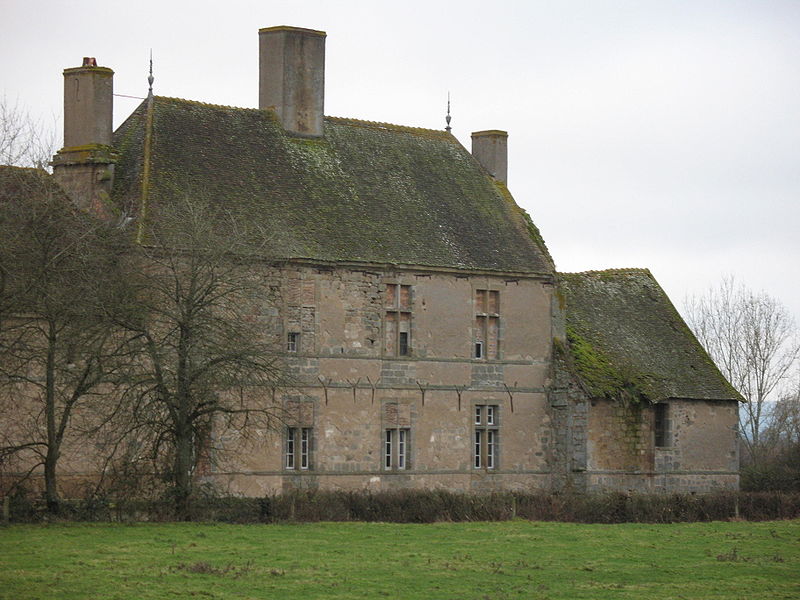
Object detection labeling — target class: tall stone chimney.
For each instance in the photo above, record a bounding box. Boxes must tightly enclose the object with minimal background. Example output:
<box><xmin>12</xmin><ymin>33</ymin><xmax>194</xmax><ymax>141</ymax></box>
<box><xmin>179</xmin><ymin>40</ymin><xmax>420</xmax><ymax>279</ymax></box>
<box><xmin>259</xmin><ymin>26</ymin><xmax>326</xmax><ymax>137</ymax></box>
<box><xmin>52</xmin><ymin>57</ymin><xmax>117</xmax><ymax>214</ymax></box>
<box><xmin>471</xmin><ymin>130</ymin><xmax>508</xmax><ymax>184</ymax></box>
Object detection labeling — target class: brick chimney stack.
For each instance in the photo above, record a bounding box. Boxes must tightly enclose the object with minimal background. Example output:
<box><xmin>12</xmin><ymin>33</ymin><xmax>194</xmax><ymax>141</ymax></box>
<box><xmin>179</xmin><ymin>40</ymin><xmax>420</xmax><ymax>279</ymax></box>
<box><xmin>471</xmin><ymin>130</ymin><xmax>508</xmax><ymax>184</ymax></box>
<box><xmin>259</xmin><ymin>26</ymin><xmax>326</xmax><ymax>137</ymax></box>
<box><xmin>52</xmin><ymin>57</ymin><xmax>117</xmax><ymax>214</ymax></box>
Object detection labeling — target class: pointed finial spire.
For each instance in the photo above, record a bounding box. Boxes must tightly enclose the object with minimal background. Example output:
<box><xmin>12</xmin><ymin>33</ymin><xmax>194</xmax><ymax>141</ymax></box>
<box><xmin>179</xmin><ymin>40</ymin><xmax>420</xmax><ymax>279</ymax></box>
<box><xmin>445</xmin><ymin>92</ymin><xmax>452</xmax><ymax>133</ymax></box>
<box><xmin>147</xmin><ymin>49</ymin><xmax>154</xmax><ymax>97</ymax></box>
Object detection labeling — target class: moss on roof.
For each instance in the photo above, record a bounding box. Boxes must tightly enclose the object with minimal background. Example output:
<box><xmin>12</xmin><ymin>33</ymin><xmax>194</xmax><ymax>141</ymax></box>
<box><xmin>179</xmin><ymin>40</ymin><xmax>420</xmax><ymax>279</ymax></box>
<box><xmin>0</xmin><ymin>165</ymin><xmax>60</xmax><ymax>195</ymax></box>
<box><xmin>0</xmin><ymin>166</ymin><xmax>74</xmax><ymax>210</ymax></box>
<box><xmin>111</xmin><ymin>97</ymin><xmax>554</xmax><ymax>274</ymax></box>
<box><xmin>558</xmin><ymin>269</ymin><xmax>741</xmax><ymax>402</ymax></box>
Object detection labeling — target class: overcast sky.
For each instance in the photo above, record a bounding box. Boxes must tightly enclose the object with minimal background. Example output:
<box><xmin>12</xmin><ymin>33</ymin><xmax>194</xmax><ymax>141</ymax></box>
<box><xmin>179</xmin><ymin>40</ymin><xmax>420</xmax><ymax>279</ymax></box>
<box><xmin>2</xmin><ymin>0</ymin><xmax>799</xmax><ymax>324</ymax></box>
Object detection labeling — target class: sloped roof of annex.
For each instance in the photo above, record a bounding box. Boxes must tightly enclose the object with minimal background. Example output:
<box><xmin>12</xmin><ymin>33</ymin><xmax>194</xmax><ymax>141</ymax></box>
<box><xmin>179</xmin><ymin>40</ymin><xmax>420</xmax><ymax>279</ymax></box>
<box><xmin>557</xmin><ymin>268</ymin><xmax>742</xmax><ymax>403</ymax></box>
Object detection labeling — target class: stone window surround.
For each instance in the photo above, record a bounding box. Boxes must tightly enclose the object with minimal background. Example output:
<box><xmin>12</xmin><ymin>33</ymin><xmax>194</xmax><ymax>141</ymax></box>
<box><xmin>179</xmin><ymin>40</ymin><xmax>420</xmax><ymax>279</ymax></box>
<box><xmin>285</xmin><ymin>426</ymin><xmax>312</xmax><ymax>470</ymax></box>
<box><xmin>384</xmin><ymin>427</ymin><xmax>410</xmax><ymax>470</ymax></box>
<box><xmin>383</xmin><ymin>281</ymin><xmax>413</xmax><ymax>357</ymax></box>
<box><xmin>473</xmin><ymin>287</ymin><xmax>501</xmax><ymax>360</ymax></box>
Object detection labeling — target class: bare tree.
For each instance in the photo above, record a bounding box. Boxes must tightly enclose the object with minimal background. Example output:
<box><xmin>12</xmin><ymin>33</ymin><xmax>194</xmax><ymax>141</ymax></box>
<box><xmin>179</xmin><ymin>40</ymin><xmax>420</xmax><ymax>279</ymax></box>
<box><xmin>765</xmin><ymin>386</ymin><xmax>800</xmax><ymax>451</ymax></box>
<box><xmin>117</xmin><ymin>195</ymin><xmax>286</xmax><ymax>518</ymax></box>
<box><xmin>748</xmin><ymin>372</ymin><xmax>800</xmax><ymax>490</ymax></box>
<box><xmin>0</xmin><ymin>96</ymin><xmax>56</xmax><ymax>170</ymax></box>
<box><xmin>0</xmin><ymin>167</ymin><xmax>131</xmax><ymax>512</ymax></box>
<box><xmin>684</xmin><ymin>277</ymin><xmax>799</xmax><ymax>464</ymax></box>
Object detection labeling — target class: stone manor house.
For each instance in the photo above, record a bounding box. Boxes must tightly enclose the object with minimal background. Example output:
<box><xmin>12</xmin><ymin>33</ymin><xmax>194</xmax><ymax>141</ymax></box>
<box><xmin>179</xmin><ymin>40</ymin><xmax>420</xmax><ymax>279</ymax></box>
<box><xmin>6</xmin><ymin>26</ymin><xmax>741</xmax><ymax>495</ymax></box>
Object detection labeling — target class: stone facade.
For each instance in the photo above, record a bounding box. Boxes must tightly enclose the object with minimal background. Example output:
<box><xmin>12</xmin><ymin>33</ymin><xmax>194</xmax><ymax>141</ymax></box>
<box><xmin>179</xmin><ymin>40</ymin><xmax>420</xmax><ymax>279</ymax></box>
<box><xmin>547</xmin><ymin>374</ymin><xmax>739</xmax><ymax>493</ymax></box>
<box><xmin>201</xmin><ymin>264</ymin><xmax>557</xmax><ymax>495</ymax></box>
<box><xmin>196</xmin><ymin>264</ymin><xmax>740</xmax><ymax>496</ymax></box>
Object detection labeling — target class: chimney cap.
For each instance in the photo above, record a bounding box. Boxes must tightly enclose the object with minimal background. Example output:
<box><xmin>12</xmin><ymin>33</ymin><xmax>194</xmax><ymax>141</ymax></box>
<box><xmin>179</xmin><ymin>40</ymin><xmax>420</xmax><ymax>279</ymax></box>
<box><xmin>259</xmin><ymin>25</ymin><xmax>326</xmax><ymax>37</ymax></box>
<box><xmin>82</xmin><ymin>57</ymin><xmax>98</xmax><ymax>67</ymax></box>
<box><xmin>471</xmin><ymin>129</ymin><xmax>508</xmax><ymax>138</ymax></box>
<box><xmin>63</xmin><ymin>64</ymin><xmax>114</xmax><ymax>76</ymax></box>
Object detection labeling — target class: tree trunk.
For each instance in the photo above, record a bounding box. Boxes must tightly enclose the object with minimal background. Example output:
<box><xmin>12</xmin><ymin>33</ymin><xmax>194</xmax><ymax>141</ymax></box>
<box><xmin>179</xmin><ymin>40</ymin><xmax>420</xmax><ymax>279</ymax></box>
<box><xmin>44</xmin><ymin>321</ymin><xmax>60</xmax><ymax>514</ymax></box>
<box><xmin>44</xmin><ymin>448</ymin><xmax>60</xmax><ymax>514</ymax></box>
<box><xmin>173</xmin><ymin>421</ymin><xmax>194</xmax><ymax>520</ymax></box>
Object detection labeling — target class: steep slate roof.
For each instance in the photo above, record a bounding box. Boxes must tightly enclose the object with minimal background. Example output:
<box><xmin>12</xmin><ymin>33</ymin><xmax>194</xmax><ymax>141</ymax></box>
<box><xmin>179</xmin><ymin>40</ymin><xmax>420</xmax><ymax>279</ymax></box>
<box><xmin>111</xmin><ymin>97</ymin><xmax>553</xmax><ymax>274</ymax></box>
<box><xmin>558</xmin><ymin>269</ymin><xmax>741</xmax><ymax>402</ymax></box>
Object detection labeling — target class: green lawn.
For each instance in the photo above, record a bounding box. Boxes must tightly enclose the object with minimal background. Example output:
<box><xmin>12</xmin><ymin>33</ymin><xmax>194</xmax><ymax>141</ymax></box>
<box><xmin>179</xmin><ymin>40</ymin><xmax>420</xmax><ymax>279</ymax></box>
<box><xmin>1</xmin><ymin>520</ymin><xmax>798</xmax><ymax>599</ymax></box>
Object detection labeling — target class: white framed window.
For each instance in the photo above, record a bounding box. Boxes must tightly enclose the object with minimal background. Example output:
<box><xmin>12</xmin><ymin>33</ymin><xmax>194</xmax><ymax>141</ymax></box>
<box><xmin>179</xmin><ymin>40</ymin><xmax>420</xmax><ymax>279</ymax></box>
<box><xmin>286</xmin><ymin>427</ymin><xmax>296</xmax><ymax>469</ymax></box>
<box><xmin>300</xmin><ymin>427</ymin><xmax>310</xmax><ymax>469</ymax></box>
<box><xmin>285</xmin><ymin>427</ymin><xmax>312</xmax><ymax>470</ymax></box>
<box><xmin>398</xmin><ymin>429</ymin><xmax>407</xmax><ymax>469</ymax></box>
<box><xmin>474</xmin><ymin>429</ymin><xmax>483</xmax><ymax>468</ymax></box>
<box><xmin>486</xmin><ymin>429</ymin><xmax>496</xmax><ymax>469</ymax></box>
<box><xmin>384</xmin><ymin>428</ymin><xmax>410</xmax><ymax>470</ymax></box>
<box><xmin>474</xmin><ymin>290</ymin><xmax>499</xmax><ymax>359</ymax></box>
<box><xmin>474</xmin><ymin>404</ymin><xmax>499</xmax><ymax>469</ymax></box>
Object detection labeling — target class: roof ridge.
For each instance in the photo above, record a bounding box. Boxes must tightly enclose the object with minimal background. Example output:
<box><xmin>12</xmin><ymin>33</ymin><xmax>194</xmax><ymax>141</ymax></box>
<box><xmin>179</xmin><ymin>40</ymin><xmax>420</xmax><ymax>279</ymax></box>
<box><xmin>148</xmin><ymin>100</ymin><xmax>453</xmax><ymax>141</ymax></box>
<box><xmin>0</xmin><ymin>165</ymin><xmax>46</xmax><ymax>174</ymax></box>
<box><xmin>326</xmin><ymin>115</ymin><xmax>453</xmax><ymax>140</ymax></box>
<box><xmin>153</xmin><ymin>96</ymin><xmax>260</xmax><ymax>112</ymax></box>
<box><xmin>558</xmin><ymin>268</ymin><xmax>652</xmax><ymax>276</ymax></box>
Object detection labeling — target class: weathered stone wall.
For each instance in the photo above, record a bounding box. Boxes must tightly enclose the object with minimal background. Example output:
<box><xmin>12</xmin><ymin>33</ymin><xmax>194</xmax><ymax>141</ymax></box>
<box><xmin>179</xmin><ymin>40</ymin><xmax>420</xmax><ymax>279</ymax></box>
<box><xmin>587</xmin><ymin>399</ymin><xmax>652</xmax><ymax>473</ymax></box>
<box><xmin>1</xmin><ymin>260</ymin><xmax>740</xmax><ymax>498</ymax></box>
<box><xmin>52</xmin><ymin>160</ymin><xmax>116</xmax><ymax>216</ymax></box>
<box><xmin>206</xmin><ymin>263</ymin><xmax>556</xmax><ymax>495</ymax></box>
<box><xmin>547</xmin><ymin>347</ymin><xmax>590</xmax><ymax>492</ymax></box>
<box><xmin>549</xmin><ymin>348</ymin><xmax>739</xmax><ymax>494</ymax></box>
<box><xmin>583</xmin><ymin>398</ymin><xmax>739</xmax><ymax>493</ymax></box>
<box><xmin>650</xmin><ymin>399</ymin><xmax>739</xmax><ymax>492</ymax></box>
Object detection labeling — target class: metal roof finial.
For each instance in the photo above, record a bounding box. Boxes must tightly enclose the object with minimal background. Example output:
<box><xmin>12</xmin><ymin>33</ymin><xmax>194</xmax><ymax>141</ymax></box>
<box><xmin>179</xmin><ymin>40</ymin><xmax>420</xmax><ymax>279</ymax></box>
<box><xmin>445</xmin><ymin>92</ymin><xmax>452</xmax><ymax>133</ymax></box>
<box><xmin>147</xmin><ymin>49</ymin><xmax>154</xmax><ymax>97</ymax></box>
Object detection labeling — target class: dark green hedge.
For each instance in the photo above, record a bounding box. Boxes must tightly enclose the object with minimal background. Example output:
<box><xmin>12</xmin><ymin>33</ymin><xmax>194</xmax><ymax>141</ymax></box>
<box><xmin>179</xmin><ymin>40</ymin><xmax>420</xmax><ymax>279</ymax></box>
<box><xmin>5</xmin><ymin>490</ymin><xmax>800</xmax><ymax>524</ymax></box>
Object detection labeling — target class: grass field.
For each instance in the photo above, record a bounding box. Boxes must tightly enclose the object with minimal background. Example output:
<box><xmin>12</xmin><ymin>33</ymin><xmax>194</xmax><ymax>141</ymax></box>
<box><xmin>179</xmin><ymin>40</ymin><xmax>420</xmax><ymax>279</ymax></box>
<box><xmin>1</xmin><ymin>520</ymin><xmax>798</xmax><ymax>599</ymax></box>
